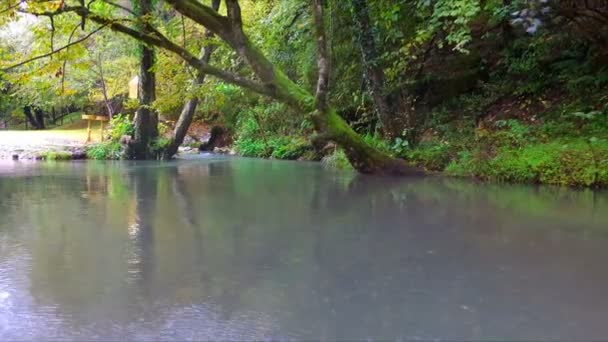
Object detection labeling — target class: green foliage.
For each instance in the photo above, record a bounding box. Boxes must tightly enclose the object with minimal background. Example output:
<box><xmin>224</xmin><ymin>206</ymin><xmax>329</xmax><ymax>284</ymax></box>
<box><xmin>446</xmin><ymin>139</ymin><xmax>608</xmax><ymax>187</ymax></box>
<box><xmin>150</xmin><ymin>137</ymin><xmax>171</xmax><ymax>157</ymax></box>
<box><xmin>322</xmin><ymin>148</ymin><xmax>354</xmax><ymax>171</ymax></box>
<box><xmin>86</xmin><ymin>141</ymin><xmax>122</xmax><ymax>160</ymax></box>
<box><xmin>233</xmin><ymin>102</ymin><xmax>312</xmax><ymax>160</ymax></box>
<box><xmin>40</xmin><ymin>151</ymin><xmax>72</xmax><ymax>160</ymax></box>
<box><xmin>270</xmin><ymin>137</ymin><xmax>311</xmax><ymax>160</ymax></box>
<box><xmin>405</xmin><ymin>142</ymin><xmax>452</xmax><ymax>171</ymax></box>
<box><xmin>362</xmin><ymin>133</ymin><xmax>392</xmax><ymax>155</ymax></box>
<box><xmin>109</xmin><ymin>114</ymin><xmax>134</xmax><ymax>142</ymax></box>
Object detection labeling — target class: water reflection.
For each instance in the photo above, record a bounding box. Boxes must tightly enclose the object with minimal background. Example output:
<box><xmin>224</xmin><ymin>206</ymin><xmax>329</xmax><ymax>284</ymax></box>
<box><xmin>1</xmin><ymin>158</ymin><xmax>608</xmax><ymax>340</ymax></box>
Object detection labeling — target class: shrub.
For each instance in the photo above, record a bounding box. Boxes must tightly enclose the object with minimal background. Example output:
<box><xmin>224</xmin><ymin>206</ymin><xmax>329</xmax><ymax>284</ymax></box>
<box><xmin>322</xmin><ymin>148</ymin><xmax>354</xmax><ymax>171</ymax></box>
<box><xmin>109</xmin><ymin>114</ymin><xmax>134</xmax><ymax>142</ymax></box>
<box><xmin>446</xmin><ymin>139</ymin><xmax>608</xmax><ymax>187</ymax></box>
<box><xmin>270</xmin><ymin>137</ymin><xmax>311</xmax><ymax>160</ymax></box>
<box><xmin>405</xmin><ymin>142</ymin><xmax>452</xmax><ymax>171</ymax></box>
<box><xmin>40</xmin><ymin>151</ymin><xmax>72</xmax><ymax>161</ymax></box>
<box><xmin>86</xmin><ymin>141</ymin><xmax>122</xmax><ymax>160</ymax></box>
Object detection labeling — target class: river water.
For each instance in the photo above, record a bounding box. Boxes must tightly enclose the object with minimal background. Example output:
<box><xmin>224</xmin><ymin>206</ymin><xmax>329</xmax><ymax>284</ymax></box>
<box><xmin>1</xmin><ymin>157</ymin><xmax>608</xmax><ymax>340</ymax></box>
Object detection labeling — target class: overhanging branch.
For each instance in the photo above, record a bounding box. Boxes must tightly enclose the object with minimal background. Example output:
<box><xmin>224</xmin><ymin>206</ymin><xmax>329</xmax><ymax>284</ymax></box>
<box><xmin>2</xmin><ymin>23</ymin><xmax>108</xmax><ymax>72</ymax></box>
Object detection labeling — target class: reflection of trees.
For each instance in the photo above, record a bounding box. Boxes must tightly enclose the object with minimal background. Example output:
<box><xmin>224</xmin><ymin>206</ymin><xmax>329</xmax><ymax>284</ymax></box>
<box><xmin>2</xmin><ymin>159</ymin><xmax>608</xmax><ymax>339</ymax></box>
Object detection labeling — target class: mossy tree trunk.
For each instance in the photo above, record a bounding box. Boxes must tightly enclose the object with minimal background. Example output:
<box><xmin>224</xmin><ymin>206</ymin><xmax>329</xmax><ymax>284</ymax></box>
<box><xmin>167</xmin><ymin>0</ymin><xmax>423</xmax><ymax>174</ymax></box>
<box><xmin>85</xmin><ymin>0</ymin><xmax>423</xmax><ymax>174</ymax></box>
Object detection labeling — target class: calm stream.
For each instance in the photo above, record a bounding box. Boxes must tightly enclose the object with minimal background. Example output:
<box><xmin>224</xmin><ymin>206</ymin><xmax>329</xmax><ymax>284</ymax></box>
<box><xmin>1</xmin><ymin>157</ymin><xmax>608</xmax><ymax>340</ymax></box>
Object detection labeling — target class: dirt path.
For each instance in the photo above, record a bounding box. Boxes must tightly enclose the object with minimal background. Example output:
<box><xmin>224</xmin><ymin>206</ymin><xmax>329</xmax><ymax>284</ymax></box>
<box><xmin>0</xmin><ymin>129</ymin><xmax>95</xmax><ymax>159</ymax></box>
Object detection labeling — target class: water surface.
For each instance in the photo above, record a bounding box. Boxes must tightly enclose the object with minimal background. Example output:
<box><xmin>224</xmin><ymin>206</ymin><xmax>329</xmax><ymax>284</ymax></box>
<box><xmin>1</xmin><ymin>157</ymin><xmax>608</xmax><ymax>340</ymax></box>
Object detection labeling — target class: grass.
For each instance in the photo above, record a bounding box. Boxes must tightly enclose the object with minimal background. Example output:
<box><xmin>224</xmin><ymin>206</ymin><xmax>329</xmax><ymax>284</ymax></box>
<box><xmin>39</xmin><ymin>151</ymin><xmax>73</xmax><ymax>160</ymax></box>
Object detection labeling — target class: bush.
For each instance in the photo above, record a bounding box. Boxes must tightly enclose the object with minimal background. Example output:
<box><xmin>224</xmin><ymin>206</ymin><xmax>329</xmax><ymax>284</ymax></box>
<box><xmin>40</xmin><ymin>151</ymin><xmax>72</xmax><ymax>160</ymax></box>
<box><xmin>269</xmin><ymin>137</ymin><xmax>311</xmax><ymax>160</ymax></box>
<box><xmin>234</xmin><ymin>137</ymin><xmax>270</xmax><ymax>157</ymax></box>
<box><xmin>446</xmin><ymin>139</ymin><xmax>608</xmax><ymax>187</ymax></box>
<box><xmin>322</xmin><ymin>148</ymin><xmax>354</xmax><ymax>171</ymax></box>
<box><xmin>405</xmin><ymin>142</ymin><xmax>452</xmax><ymax>171</ymax></box>
<box><xmin>86</xmin><ymin>141</ymin><xmax>122</xmax><ymax>160</ymax></box>
<box><xmin>109</xmin><ymin>114</ymin><xmax>134</xmax><ymax>142</ymax></box>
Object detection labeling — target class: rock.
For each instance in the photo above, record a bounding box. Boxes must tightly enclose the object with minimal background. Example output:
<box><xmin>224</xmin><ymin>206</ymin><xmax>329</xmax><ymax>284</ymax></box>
<box><xmin>71</xmin><ymin>150</ymin><xmax>87</xmax><ymax>160</ymax></box>
<box><xmin>178</xmin><ymin>146</ymin><xmax>197</xmax><ymax>154</ymax></box>
<box><xmin>200</xmin><ymin>126</ymin><xmax>226</xmax><ymax>152</ymax></box>
<box><xmin>213</xmin><ymin>147</ymin><xmax>232</xmax><ymax>154</ymax></box>
<box><xmin>183</xmin><ymin>135</ymin><xmax>200</xmax><ymax>145</ymax></box>
<box><xmin>11</xmin><ymin>154</ymin><xmax>18</xmax><ymax>160</ymax></box>
<box><xmin>119</xmin><ymin>135</ymin><xmax>133</xmax><ymax>146</ymax></box>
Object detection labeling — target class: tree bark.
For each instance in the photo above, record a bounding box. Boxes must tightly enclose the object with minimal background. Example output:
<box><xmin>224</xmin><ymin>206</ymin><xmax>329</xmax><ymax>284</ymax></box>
<box><xmin>350</xmin><ymin>0</ymin><xmax>400</xmax><ymax>138</ymax></box>
<box><xmin>34</xmin><ymin>107</ymin><xmax>45</xmax><ymax>129</ymax></box>
<box><xmin>162</xmin><ymin>0</ymin><xmax>220</xmax><ymax>160</ymax></box>
<box><xmin>130</xmin><ymin>0</ymin><xmax>158</xmax><ymax>159</ymax></box>
<box><xmin>23</xmin><ymin>106</ymin><xmax>40</xmax><ymax>129</ymax></box>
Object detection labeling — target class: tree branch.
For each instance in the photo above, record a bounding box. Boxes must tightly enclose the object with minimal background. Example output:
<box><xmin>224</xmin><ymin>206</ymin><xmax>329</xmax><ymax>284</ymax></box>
<box><xmin>84</xmin><ymin>12</ymin><xmax>274</xmax><ymax>97</ymax></box>
<box><xmin>225</xmin><ymin>0</ymin><xmax>242</xmax><ymax>30</ymax></box>
<box><xmin>101</xmin><ymin>0</ymin><xmax>136</xmax><ymax>16</ymax></box>
<box><xmin>61</xmin><ymin>23</ymin><xmax>81</xmax><ymax>94</ymax></box>
<box><xmin>2</xmin><ymin>23</ymin><xmax>108</xmax><ymax>72</ymax></box>
<box><xmin>0</xmin><ymin>1</ymin><xmax>22</xmax><ymax>15</ymax></box>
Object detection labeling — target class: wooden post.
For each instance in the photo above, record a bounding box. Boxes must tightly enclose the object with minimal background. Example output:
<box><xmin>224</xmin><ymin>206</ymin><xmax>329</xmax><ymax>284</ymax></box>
<box><xmin>82</xmin><ymin>114</ymin><xmax>110</xmax><ymax>143</ymax></box>
<box><xmin>87</xmin><ymin>119</ymin><xmax>92</xmax><ymax>143</ymax></box>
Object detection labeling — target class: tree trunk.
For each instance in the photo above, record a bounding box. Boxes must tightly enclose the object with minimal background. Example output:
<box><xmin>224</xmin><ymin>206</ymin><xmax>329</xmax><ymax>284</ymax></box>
<box><xmin>162</xmin><ymin>0</ymin><xmax>220</xmax><ymax>160</ymax></box>
<box><xmin>23</xmin><ymin>106</ymin><xmax>40</xmax><ymax>129</ymax></box>
<box><xmin>312</xmin><ymin>108</ymin><xmax>423</xmax><ymax>175</ymax></box>
<box><xmin>350</xmin><ymin>0</ymin><xmax>400</xmax><ymax>138</ymax></box>
<box><xmin>167</xmin><ymin>0</ymin><xmax>422</xmax><ymax>174</ymax></box>
<box><xmin>130</xmin><ymin>0</ymin><xmax>158</xmax><ymax>159</ymax></box>
<box><xmin>34</xmin><ymin>107</ymin><xmax>45</xmax><ymax>129</ymax></box>
<box><xmin>97</xmin><ymin>0</ymin><xmax>423</xmax><ymax>174</ymax></box>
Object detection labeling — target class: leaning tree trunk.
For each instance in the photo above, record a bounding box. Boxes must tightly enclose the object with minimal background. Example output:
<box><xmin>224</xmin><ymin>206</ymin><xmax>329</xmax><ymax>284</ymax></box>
<box><xmin>162</xmin><ymin>0</ymin><xmax>220</xmax><ymax>160</ymax></box>
<box><xmin>130</xmin><ymin>0</ymin><xmax>158</xmax><ymax>159</ymax></box>
<box><xmin>165</xmin><ymin>0</ymin><xmax>423</xmax><ymax>174</ymax></box>
<box><xmin>350</xmin><ymin>0</ymin><xmax>401</xmax><ymax>139</ymax></box>
<box><xmin>91</xmin><ymin>0</ymin><xmax>423</xmax><ymax>174</ymax></box>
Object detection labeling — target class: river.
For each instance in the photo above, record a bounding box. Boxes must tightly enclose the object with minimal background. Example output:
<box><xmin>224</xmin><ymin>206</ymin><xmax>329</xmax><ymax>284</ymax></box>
<box><xmin>1</xmin><ymin>157</ymin><xmax>608</xmax><ymax>340</ymax></box>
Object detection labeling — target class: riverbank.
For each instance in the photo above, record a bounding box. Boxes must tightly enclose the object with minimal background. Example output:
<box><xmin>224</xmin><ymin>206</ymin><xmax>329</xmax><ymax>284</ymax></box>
<box><xmin>0</xmin><ymin>130</ymin><xmax>93</xmax><ymax>160</ymax></box>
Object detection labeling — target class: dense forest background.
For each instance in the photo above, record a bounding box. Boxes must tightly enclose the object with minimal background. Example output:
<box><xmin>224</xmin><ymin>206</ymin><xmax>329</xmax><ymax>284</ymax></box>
<box><xmin>1</xmin><ymin>0</ymin><xmax>607</xmax><ymax>186</ymax></box>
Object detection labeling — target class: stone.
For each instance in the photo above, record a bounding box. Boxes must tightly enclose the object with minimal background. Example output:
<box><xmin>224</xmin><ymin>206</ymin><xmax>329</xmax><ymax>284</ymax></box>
<box><xmin>71</xmin><ymin>150</ymin><xmax>87</xmax><ymax>160</ymax></box>
<box><xmin>11</xmin><ymin>154</ymin><xmax>18</xmax><ymax>160</ymax></box>
<box><xmin>213</xmin><ymin>147</ymin><xmax>232</xmax><ymax>154</ymax></box>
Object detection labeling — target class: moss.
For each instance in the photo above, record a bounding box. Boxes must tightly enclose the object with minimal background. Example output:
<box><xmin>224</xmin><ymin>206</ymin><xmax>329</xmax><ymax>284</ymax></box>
<box><xmin>444</xmin><ymin>140</ymin><xmax>608</xmax><ymax>187</ymax></box>
<box><xmin>40</xmin><ymin>151</ymin><xmax>73</xmax><ymax>161</ymax></box>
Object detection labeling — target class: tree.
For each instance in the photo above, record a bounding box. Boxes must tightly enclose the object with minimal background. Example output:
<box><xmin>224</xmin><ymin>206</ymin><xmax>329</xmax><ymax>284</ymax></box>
<box><xmin>349</xmin><ymin>0</ymin><xmax>401</xmax><ymax>139</ymax></box>
<box><xmin>2</xmin><ymin>0</ymin><xmax>422</xmax><ymax>174</ymax></box>
<box><xmin>128</xmin><ymin>0</ymin><xmax>159</xmax><ymax>159</ymax></box>
<box><xmin>162</xmin><ymin>0</ymin><xmax>220</xmax><ymax>160</ymax></box>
